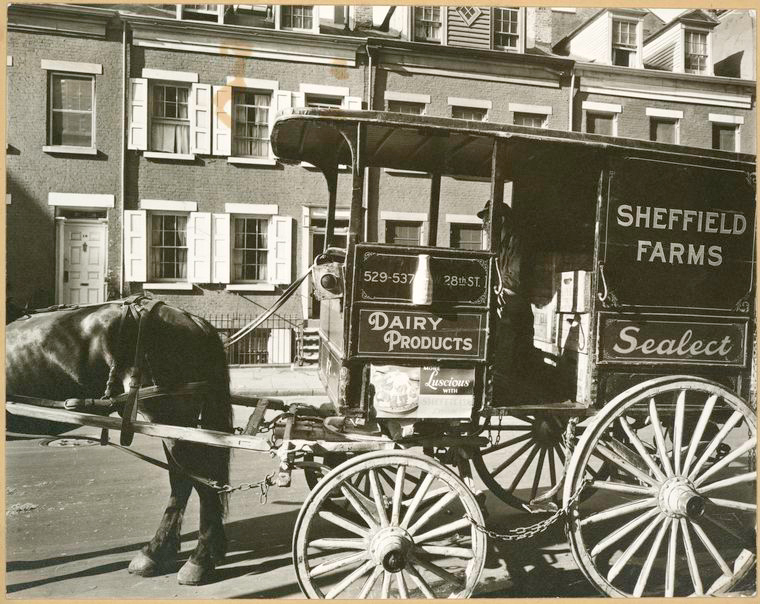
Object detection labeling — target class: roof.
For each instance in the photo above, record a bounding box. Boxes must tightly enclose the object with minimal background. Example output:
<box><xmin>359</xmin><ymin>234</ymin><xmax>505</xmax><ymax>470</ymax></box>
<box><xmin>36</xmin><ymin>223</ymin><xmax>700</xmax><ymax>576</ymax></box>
<box><xmin>553</xmin><ymin>8</ymin><xmax>649</xmax><ymax>54</ymax></box>
<box><xmin>271</xmin><ymin>108</ymin><xmax>754</xmax><ymax>180</ymax></box>
<box><xmin>645</xmin><ymin>9</ymin><xmax>720</xmax><ymax>44</ymax></box>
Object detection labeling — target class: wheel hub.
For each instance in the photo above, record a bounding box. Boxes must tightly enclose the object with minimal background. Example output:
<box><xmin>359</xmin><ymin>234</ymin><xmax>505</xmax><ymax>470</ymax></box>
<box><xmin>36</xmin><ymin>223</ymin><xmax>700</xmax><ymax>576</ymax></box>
<box><xmin>658</xmin><ymin>476</ymin><xmax>704</xmax><ymax>519</ymax></box>
<box><xmin>369</xmin><ymin>526</ymin><xmax>413</xmax><ymax>572</ymax></box>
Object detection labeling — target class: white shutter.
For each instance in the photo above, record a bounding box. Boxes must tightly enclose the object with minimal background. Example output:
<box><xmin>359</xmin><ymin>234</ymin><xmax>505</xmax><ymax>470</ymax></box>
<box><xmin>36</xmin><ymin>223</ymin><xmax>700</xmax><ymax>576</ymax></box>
<box><xmin>123</xmin><ymin>210</ymin><xmax>147</xmax><ymax>282</ymax></box>
<box><xmin>268</xmin><ymin>215</ymin><xmax>293</xmax><ymax>284</ymax></box>
<box><xmin>190</xmin><ymin>83</ymin><xmax>211</xmax><ymax>155</ymax></box>
<box><xmin>271</xmin><ymin>90</ymin><xmax>293</xmax><ymax>158</ymax></box>
<box><xmin>187</xmin><ymin>212</ymin><xmax>212</xmax><ymax>283</ymax></box>
<box><xmin>267</xmin><ymin>328</ymin><xmax>292</xmax><ymax>364</ymax></box>
<box><xmin>212</xmin><ymin>85</ymin><xmax>232</xmax><ymax>156</ymax></box>
<box><xmin>212</xmin><ymin>213</ymin><xmax>231</xmax><ymax>284</ymax></box>
<box><xmin>291</xmin><ymin>91</ymin><xmax>305</xmax><ymax>108</ymax></box>
<box><xmin>127</xmin><ymin>78</ymin><xmax>148</xmax><ymax>151</ymax></box>
<box><xmin>344</xmin><ymin>96</ymin><xmax>362</xmax><ymax>110</ymax></box>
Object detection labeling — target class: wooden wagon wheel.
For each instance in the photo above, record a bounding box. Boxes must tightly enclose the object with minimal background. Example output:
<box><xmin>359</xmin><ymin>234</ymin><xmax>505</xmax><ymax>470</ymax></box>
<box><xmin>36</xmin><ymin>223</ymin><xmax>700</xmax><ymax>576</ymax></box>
<box><xmin>563</xmin><ymin>376</ymin><xmax>756</xmax><ymax>597</ymax></box>
<box><xmin>471</xmin><ymin>413</ymin><xmax>608</xmax><ymax>509</ymax></box>
<box><xmin>293</xmin><ymin>450</ymin><xmax>487</xmax><ymax>598</ymax></box>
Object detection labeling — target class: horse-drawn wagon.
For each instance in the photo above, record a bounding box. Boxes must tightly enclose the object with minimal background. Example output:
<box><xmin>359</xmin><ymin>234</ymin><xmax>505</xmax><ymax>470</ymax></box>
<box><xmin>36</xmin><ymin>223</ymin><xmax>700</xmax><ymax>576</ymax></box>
<box><xmin>7</xmin><ymin>108</ymin><xmax>756</xmax><ymax>598</ymax></box>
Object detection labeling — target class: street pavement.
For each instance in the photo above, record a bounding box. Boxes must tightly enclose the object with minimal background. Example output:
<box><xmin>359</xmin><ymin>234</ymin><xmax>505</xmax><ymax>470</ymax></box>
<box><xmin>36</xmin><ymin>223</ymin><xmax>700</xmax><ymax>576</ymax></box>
<box><xmin>5</xmin><ymin>369</ymin><xmax>598</xmax><ymax>599</ymax></box>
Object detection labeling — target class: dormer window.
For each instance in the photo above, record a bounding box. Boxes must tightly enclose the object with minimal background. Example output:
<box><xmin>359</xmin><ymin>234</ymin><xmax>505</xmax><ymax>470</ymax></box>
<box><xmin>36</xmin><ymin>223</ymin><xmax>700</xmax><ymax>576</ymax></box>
<box><xmin>493</xmin><ymin>8</ymin><xmax>520</xmax><ymax>51</ymax></box>
<box><xmin>281</xmin><ymin>6</ymin><xmax>314</xmax><ymax>31</ymax></box>
<box><xmin>684</xmin><ymin>30</ymin><xmax>708</xmax><ymax>74</ymax></box>
<box><xmin>414</xmin><ymin>7</ymin><xmax>442</xmax><ymax>43</ymax></box>
<box><xmin>612</xmin><ymin>19</ymin><xmax>638</xmax><ymax>67</ymax></box>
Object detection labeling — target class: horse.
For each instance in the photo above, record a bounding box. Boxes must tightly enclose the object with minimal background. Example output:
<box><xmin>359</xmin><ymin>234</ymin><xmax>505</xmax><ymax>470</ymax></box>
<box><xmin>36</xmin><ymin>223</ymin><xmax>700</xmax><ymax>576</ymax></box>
<box><xmin>5</xmin><ymin>296</ymin><xmax>233</xmax><ymax>585</ymax></box>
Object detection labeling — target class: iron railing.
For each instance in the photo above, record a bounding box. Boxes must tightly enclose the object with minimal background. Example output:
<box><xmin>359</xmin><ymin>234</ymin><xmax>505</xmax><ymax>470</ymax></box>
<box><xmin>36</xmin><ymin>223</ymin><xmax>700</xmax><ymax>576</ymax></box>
<box><xmin>206</xmin><ymin>313</ymin><xmax>303</xmax><ymax>366</ymax></box>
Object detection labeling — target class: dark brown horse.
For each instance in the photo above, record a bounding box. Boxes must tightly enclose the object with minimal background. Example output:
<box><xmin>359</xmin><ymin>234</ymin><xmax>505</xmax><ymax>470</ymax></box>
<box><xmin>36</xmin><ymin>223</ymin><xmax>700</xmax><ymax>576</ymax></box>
<box><xmin>6</xmin><ymin>298</ymin><xmax>232</xmax><ymax>585</ymax></box>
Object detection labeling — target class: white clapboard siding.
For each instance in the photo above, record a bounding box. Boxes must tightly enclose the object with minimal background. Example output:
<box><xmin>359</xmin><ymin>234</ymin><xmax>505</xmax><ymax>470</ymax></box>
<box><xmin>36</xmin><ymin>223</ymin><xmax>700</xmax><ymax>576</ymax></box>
<box><xmin>187</xmin><ymin>212</ymin><xmax>212</xmax><ymax>283</ymax></box>
<box><xmin>568</xmin><ymin>12</ymin><xmax>610</xmax><ymax>63</ymax></box>
<box><xmin>212</xmin><ymin>213</ymin><xmax>231</xmax><ymax>284</ymax></box>
<box><xmin>213</xmin><ymin>85</ymin><xmax>232</xmax><ymax>156</ymax></box>
<box><xmin>123</xmin><ymin>210</ymin><xmax>147</xmax><ymax>282</ymax></box>
<box><xmin>268</xmin><ymin>215</ymin><xmax>293</xmax><ymax>284</ymax></box>
<box><xmin>190</xmin><ymin>83</ymin><xmax>212</xmax><ymax>155</ymax></box>
<box><xmin>128</xmin><ymin>78</ymin><xmax>148</xmax><ymax>150</ymax></box>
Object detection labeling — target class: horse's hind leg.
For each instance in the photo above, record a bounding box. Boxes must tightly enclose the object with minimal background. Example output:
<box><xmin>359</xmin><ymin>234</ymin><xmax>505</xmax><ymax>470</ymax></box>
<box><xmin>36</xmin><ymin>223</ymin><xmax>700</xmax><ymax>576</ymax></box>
<box><xmin>128</xmin><ymin>450</ymin><xmax>193</xmax><ymax>577</ymax></box>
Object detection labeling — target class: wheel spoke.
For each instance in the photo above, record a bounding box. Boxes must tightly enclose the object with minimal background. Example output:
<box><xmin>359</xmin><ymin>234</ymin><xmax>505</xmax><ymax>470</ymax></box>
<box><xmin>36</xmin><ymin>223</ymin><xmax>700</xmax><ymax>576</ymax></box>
<box><xmin>418</xmin><ymin>545</ymin><xmax>474</xmax><ymax>559</ymax></box>
<box><xmin>689</xmin><ymin>518</ymin><xmax>733</xmax><ymax>577</ymax></box>
<box><xmin>491</xmin><ymin>439</ymin><xmax>534</xmax><ymax>478</ymax></box>
<box><xmin>682</xmin><ymin>394</ymin><xmax>718</xmax><ymax>476</ymax></box>
<box><xmin>665</xmin><ymin>518</ymin><xmax>678</xmax><ymax>597</ymax></box>
<box><xmin>310</xmin><ymin>551</ymin><xmax>367</xmax><ymax>578</ymax></box>
<box><xmin>589</xmin><ymin>480</ymin><xmax>656</xmax><ymax>496</ymax></box>
<box><xmin>508</xmin><ymin>444</ymin><xmax>540</xmax><ymax>494</ymax></box>
<box><xmin>409</xmin><ymin>552</ymin><xmax>465</xmax><ymax>589</ymax></box>
<box><xmin>693</xmin><ymin>437</ymin><xmax>756</xmax><ymax>487</ymax></box>
<box><xmin>530</xmin><ymin>448</ymin><xmax>547</xmax><ymax>501</ymax></box>
<box><xmin>401</xmin><ymin>486</ymin><xmax>450</xmax><ymax>507</ymax></box>
<box><xmin>368</xmin><ymin>469</ymin><xmax>389</xmax><ymax>528</ymax></box>
<box><xmin>408</xmin><ymin>491</ymin><xmax>458</xmax><ymax>536</ymax></box>
<box><xmin>395</xmin><ymin>570</ymin><xmax>409</xmax><ymax>598</ymax></box>
<box><xmin>607</xmin><ymin>512</ymin><xmax>666</xmax><ymax>582</ymax></box>
<box><xmin>687</xmin><ymin>411</ymin><xmax>744</xmax><ymax>481</ymax></box>
<box><xmin>341</xmin><ymin>483</ymin><xmax>379</xmax><ymax>530</ymax></box>
<box><xmin>548</xmin><ymin>448</ymin><xmax>558</xmax><ymax>486</ymax></box>
<box><xmin>590</xmin><ymin>507</ymin><xmax>660</xmax><ymax>557</ymax></box>
<box><xmin>706</xmin><ymin>497</ymin><xmax>756</xmax><ymax>512</ymax></box>
<box><xmin>324</xmin><ymin>559</ymin><xmax>374</xmax><ymax>599</ymax></box>
<box><xmin>310</xmin><ymin>538</ymin><xmax>366</xmax><ymax>551</ymax></box>
<box><xmin>680</xmin><ymin>518</ymin><xmax>703</xmax><ymax>595</ymax></box>
<box><xmin>672</xmin><ymin>390</ymin><xmax>686</xmax><ymax>475</ymax></box>
<box><xmin>596</xmin><ymin>444</ymin><xmax>658</xmax><ymax>487</ymax></box>
<box><xmin>380</xmin><ymin>570</ymin><xmax>391</xmax><ymax>598</ymax></box>
<box><xmin>358</xmin><ymin>565</ymin><xmax>383</xmax><ymax>599</ymax></box>
<box><xmin>649</xmin><ymin>398</ymin><xmax>674</xmax><ymax>477</ymax></box>
<box><xmin>401</xmin><ymin>473</ymin><xmax>435</xmax><ymax>529</ymax></box>
<box><xmin>580</xmin><ymin>497</ymin><xmax>657</xmax><ymax>527</ymax></box>
<box><xmin>406</xmin><ymin>563</ymin><xmax>436</xmax><ymax>598</ymax></box>
<box><xmin>319</xmin><ymin>510</ymin><xmax>370</xmax><ymax>538</ymax></box>
<box><xmin>699</xmin><ymin>470</ymin><xmax>756</xmax><ymax>493</ymax></box>
<box><xmin>617</xmin><ymin>418</ymin><xmax>667</xmax><ymax>482</ymax></box>
<box><xmin>414</xmin><ymin>517</ymin><xmax>471</xmax><ymax>543</ymax></box>
<box><xmin>391</xmin><ymin>465</ymin><xmax>406</xmax><ymax>526</ymax></box>
<box><xmin>480</xmin><ymin>431</ymin><xmax>533</xmax><ymax>456</ymax></box>
<box><xmin>633</xmin><ymin>511</ymin><xmax>670</xmax><ymax>596</ymax></box>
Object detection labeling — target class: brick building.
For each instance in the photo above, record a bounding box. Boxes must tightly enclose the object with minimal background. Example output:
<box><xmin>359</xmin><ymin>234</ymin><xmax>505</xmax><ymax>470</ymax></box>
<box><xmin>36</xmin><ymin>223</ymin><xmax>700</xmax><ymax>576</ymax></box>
<box><xmin>5</xmin><ymin>5</ymin><xmax>756</xmax><ymax>364</ymax></box>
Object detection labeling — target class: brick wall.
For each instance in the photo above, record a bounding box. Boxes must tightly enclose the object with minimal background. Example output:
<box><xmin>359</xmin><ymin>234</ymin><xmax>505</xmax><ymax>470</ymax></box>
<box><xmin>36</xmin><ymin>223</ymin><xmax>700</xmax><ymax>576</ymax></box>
<box><xmin>6</xmin><ymin>28</ymin><xmax>123</xmax><ymax>307</ymax></box>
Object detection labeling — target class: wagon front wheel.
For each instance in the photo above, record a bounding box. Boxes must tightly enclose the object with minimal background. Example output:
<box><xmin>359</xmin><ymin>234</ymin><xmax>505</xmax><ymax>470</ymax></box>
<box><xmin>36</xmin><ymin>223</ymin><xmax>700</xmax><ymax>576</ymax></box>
<box><xmin>564</xmin><ymin>376</ymin><xmax>756</xmax><ymax>597</ymax></box>
<box><xmin>293</xmin><ymin>450</ymin><xmax>487</xmax><ymax>598</ymax></box>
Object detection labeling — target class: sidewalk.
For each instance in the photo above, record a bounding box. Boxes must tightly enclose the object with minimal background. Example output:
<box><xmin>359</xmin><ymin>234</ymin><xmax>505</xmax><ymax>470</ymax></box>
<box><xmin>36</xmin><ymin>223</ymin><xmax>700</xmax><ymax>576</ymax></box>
<box><xmin>229</xmin><ymin>364</ymin><xmax>325</xmax><ymax>396</ymax></box>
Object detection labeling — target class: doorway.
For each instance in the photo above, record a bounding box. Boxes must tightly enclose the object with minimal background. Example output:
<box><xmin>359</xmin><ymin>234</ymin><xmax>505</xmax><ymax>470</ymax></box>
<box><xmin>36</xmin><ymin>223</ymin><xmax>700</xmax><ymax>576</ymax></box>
<box><xmin>57</xmin><ymin>220</ymin><xmax>107</xmax><ymax>305</ymax></box>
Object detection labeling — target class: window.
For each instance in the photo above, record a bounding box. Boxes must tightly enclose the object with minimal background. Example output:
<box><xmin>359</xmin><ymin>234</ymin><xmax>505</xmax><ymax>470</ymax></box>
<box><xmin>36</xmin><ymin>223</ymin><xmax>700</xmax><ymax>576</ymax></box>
<box><xmin>586</xmin><ymin>113</ymin><xmax>615</xmax><ymax>136</ymax></box>
<box><xmin>233</xmin><ymin>217</ymin><xmax>268</xmax><ymax>282</ymax></box>
<box><xmin>414</xmin><ymin>7</ymin><xmax>442</xmax><ymax>43</ymax></box>
<box><xmin>452</xmin><ymin>106</ymin><xmax>487</xmax><ymax>121</ymax></box>
<box><xmin>232</xmin><ymin>89</ymin><xmax>270</xmax><ymax>158</ymax></box>
<box><xmin>712</xmin><ymin>124</ymin><xmax>738</xmax><ymax>151</ymax></box>
<box><xmin>151</xmin><ymin>214</ymin><xmax>188</xmax><ymax>281</ymax></box>
<box><xmin>151</xmin><ymin>83</ymin><xmax>190</xmax><ymax>154</ymax></box>
<box><xmin>281</xmin><ymin>5</ymin><xmax>314</xmax><ymax>30</ymax></box>
<box><xmin>493</xmin><ymin>8</ymin><xmax>520</xmax><ymax>50</ymax></box>
<box><xmin>684</xmin><ymin>30</ymin><xmax>708</xmax><ymax>74</ymax></box>
<box><xmin>612</xmin><ymin>19</ymin><xmax>638</xmax><ymax>67</ymax></box>
<box><xmin>514</xmin><ymin>112</ymin><xmax>546</xmax><ymax>128</ymax></box>
<box><xmin>386</xmin><ymin>221</ymin><xmax>422</xmax><ymax>246</ymax></box>
<box><xmin>387</xmin><ymin>100</ymin><xmax>425</xmax><ymax>115</ymax></box>
<box><xmin>451</xmin><ymin>224</ymin><xmax>483</xmax><ymax>250</ymax></box>
<box><xmin>306</xmin><ymin>94</ymin><xmax>343</xmax><ymax>109</ymax></box>
<box><xmin>456</xmin><ymin>6</ymin><xmax>481</xmax><ymax>26</ymax></box>
<box><xmin>49</xmin><ymin>73</ymin><xmax>94</xmax><ymax>148</ymax></box>
<box><xmin>650</xmin><ymin>118</ymin><xmax>678</xmax><ymax>144</ymax></box>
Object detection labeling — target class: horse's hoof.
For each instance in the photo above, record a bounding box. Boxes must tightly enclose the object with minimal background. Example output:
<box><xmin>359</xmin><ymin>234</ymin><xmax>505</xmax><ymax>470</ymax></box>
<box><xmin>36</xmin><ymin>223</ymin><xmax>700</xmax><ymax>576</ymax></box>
<box><xmin>128</xmin><ymin>551</ymin><xmax>161</xmax><ymax>577</ymax></box>
<box><xmin>177</xmin><ymin>560</ymin><xmax>211</xmax><ymax>586</ymax></box>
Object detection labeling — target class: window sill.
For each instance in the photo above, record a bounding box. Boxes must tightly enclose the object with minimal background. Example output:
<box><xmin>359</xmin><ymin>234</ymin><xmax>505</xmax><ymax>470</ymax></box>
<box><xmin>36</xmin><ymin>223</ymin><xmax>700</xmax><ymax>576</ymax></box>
<box><xmin>301</xmin><ymin>161</ymin><xmax>350</xmax><ymax>171</ymax></box>
<box><xmin>143</xmin><ymin>282</ymin><xmax>194</xmax><ymax>290</ymax></box>
<box><xmin>226</xmin><ymin>283</ymin><xmax>277</xmax><ymax>292</ymax></box>
<box><xmin>144</xmin><ymin>151</ymin><xmax>196</xmax><ymax>161</ymax></box>
<box><xmin>228</xmin><ymin>157</ymin><xmax>278</xmax><ymax>166</ymax></box>
<box><xmin>43</xmin><ymin>145</ymin><xmax>97</xmax><ymax>155</ymax></box>
<box><xmin>384</xmin><ymin>168</ymin><xmax>428</xmax><ymax>176</ymax></box>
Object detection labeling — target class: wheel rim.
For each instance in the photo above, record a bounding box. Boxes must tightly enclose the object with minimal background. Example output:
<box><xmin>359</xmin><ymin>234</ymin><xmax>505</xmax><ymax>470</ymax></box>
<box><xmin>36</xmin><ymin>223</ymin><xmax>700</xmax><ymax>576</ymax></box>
<box><xmin>293</xmin><ymin>450</ymin><xmax>487</xmax><ymax>599</ymax></box>
<box><xmin>564</xmin><ymin>377</ymin><xmax>756</xmax><ymax>597</ymax></box>
<box><xmin>473</xmin><ymin>413</ymin><xmax>607</xmax><ymax>509</ymax></box>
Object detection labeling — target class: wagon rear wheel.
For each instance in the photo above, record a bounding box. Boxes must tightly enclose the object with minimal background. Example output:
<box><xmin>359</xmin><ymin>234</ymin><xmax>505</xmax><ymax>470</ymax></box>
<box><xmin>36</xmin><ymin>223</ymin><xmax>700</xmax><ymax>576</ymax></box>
<box><xmin>564</xmin><ymin>376</ymin><xmax>756</xmax><ymax>597</ymax></box>
<box><xmin>293</xmin><ymin>450</ymin><xmax>487</xmax><ymax>598</ymax></box>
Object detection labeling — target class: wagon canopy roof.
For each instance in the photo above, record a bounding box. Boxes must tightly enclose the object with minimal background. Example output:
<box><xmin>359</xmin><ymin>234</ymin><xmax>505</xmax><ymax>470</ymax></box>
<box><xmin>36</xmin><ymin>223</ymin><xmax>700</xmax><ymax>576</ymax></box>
<box><xmin>271</xmin><ymin>108</ymin><xmax>755</xmax><ymax>179</ymax></box>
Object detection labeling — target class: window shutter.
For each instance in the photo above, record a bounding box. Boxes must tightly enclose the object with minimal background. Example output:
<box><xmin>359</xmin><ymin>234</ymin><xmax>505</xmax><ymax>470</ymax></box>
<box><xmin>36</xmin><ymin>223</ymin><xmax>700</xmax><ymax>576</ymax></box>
<box><xmin>187</xmin><ymin>212</ymin><xmax>212</xmax><ymax>283</ymax></box>
<box><xmin>291</xmin><ymin>91</ymin><xmax>305</xmax><ymax>108</ymax></box>
<box><xmin>267</xmin><ymin>328</ymin><xmax>292</xmax><ymax>364</ymax></box>
<box><xmin>268</xmin><ymin>215</ymin><xmax>293</xmax><ymax>284</ymax></box>
<box><xmin>127</xmin><ymin>78</ymin><xmax>148</xmax><ymax>151</ymax></box>
<box><xmin>212</xmin><ymin>85</ymin><xmax>232</xmax><ymax>156</ymax></box>
<box><xmin>190</xmin><ymin>83</ymin><xmax>211</xmax><ymax>155</ymax></box>
<box><xmin>123</xmin><ymin>210</ymin><xmax>147</xmax><ymax>282</ymax></box>
<box><xmin>212</xmin><ymin>213</ymin><xmax>231</xmax><ymax>284</ymax></box>
<box><xmin>344</xmin><ymin>96</ymin><xmax>362</xmax><ymax>110</ymax></box>
<box><xmin>272</xmin><ymin>90</ymin><xmax>293</xmax><ymax>158</ymax></box>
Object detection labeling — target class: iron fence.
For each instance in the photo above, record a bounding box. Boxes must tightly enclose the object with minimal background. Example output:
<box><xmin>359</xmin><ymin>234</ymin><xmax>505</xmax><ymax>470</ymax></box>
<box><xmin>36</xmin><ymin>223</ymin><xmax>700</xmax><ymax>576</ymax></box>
<box><xmin>206</xmin><ymin>313</ymin><xmax>303</xmax><ymax>366</ymax></box>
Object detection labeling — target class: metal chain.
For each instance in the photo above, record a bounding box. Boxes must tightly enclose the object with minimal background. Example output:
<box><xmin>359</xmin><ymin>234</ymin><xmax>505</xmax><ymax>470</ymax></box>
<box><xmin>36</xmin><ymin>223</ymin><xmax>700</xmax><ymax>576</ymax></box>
<box><xmin>209</xmin><ymin>470</ymin><xmax>277</xmax><ymax>502</ymax></box>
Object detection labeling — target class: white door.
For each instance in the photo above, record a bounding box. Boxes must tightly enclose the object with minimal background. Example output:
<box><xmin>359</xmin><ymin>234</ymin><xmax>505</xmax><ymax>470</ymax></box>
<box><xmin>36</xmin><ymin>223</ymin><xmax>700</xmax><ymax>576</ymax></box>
<box><xmin>61</xmin><ymin>221</ymin><xmax>106</xmax><ymax>305</ymax></box>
